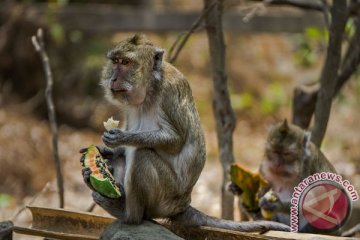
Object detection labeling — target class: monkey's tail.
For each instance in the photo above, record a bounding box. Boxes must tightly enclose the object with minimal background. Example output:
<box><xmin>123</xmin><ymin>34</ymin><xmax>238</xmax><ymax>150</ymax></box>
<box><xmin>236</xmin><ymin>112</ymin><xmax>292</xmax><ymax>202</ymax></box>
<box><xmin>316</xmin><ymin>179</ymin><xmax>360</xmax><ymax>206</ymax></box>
<box><xmin>169</xmin><ymin>206</ymin><xmax>290</xmax><ymax>232</ymax></box>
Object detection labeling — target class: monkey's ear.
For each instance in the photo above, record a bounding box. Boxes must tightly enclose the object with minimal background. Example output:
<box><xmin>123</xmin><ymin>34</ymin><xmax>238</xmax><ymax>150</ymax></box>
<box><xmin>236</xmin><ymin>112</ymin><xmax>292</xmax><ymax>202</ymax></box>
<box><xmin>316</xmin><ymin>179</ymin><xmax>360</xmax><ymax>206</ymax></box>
<box><xmin>303</xmin><ymin>131</ymin><xmax>311</xmax><ymax>158</ymax></box>
<box><xmin>279</xmin><ymin>119</ymin><xmax>289</xmax><ymax>133</ymax></box>
<box><xmin>129</xmin><ymin>34</ymin><xmax>148</xmax><ymax>45</ymax></box>
<box><xmin>153</xmin><ymin>48</ymin><xmax>164</xmax><ymax>72</ymax></box>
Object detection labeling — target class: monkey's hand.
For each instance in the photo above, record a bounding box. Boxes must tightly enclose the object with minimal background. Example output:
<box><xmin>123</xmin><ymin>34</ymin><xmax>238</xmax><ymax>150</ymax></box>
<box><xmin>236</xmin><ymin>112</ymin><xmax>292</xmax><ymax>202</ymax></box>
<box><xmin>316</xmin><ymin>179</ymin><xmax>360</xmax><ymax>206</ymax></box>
<box><xmin>92</xmin><ymin>190</ymin><xmax>125</xmax><ymax>219</ymax></box>
<box><xmin>81</xmin><ymin>167</ymin><xmax>97</xmax><ymax>192</ymax></box>
<box><xmin>102</xmin><ymin>129</ymin><xmax>125</xmax><ymax>148</ymax></box>
<box><xmin>228</xmin><ymin>182</ymin><xmax>244</xmax><ymax>196</ymax></box>
<box><xmin>259</xmin><ymin>191</ymin><xmax>284</xmax><ymax>221</ymax></box>
<box><xmin>259</xmin><ymin>193</ymin><xmax>282</xmax><ymax>212</ymax></box>
<box><xmin>80</xmin><ymin>145</ymin><xmax>125</xmax><ymax>174</ymax></box>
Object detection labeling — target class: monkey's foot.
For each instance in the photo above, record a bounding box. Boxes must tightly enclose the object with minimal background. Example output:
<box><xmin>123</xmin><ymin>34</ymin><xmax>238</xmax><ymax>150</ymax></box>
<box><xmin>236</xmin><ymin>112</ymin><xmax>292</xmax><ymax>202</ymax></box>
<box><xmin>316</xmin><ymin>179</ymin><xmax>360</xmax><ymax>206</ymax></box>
<box><xmin>92</xmin><ymin>192</ymin><xmax>125</xmax><ymax>219</ymax></box>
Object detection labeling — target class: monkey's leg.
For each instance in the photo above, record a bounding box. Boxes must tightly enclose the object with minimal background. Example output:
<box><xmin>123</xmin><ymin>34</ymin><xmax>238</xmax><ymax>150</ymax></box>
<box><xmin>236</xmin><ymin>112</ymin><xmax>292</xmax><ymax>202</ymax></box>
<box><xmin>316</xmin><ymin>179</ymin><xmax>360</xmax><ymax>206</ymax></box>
<box><xmin>124</xmin><ymin>149</ymin><xmax>184</xmax><ymax>224</ymax></box>
<box><xmin>92</xmin><ymin>191</ymin><xmax>126</xmax><ymax>219</ymax></box>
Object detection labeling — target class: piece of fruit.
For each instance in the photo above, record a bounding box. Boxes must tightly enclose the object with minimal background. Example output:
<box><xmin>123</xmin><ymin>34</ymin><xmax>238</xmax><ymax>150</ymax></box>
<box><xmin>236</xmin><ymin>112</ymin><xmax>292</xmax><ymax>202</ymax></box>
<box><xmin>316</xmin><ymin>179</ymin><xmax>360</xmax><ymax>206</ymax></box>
<box><xmin>103</xmin><ymin>117</ymin><xmax>119</xmax><ymax>131</ymax></box>
<box><xmin>260</xmin><ymin>189</ymin><xmax>278</xmax><ymax>219</ymax></box>
<box><xmin>261</xmin><ymin>208</ymin><xmax>273</xmax><ymax>220</ymax></box>
<box><xmin>82</xmin><ymin>145</ymin><xmax>121</xmax><ymax>198</ymax></box>
<box><xmin>230</xmin><ymin>163</ymin><xmax>268</xmax><ymax>211</ymax></box>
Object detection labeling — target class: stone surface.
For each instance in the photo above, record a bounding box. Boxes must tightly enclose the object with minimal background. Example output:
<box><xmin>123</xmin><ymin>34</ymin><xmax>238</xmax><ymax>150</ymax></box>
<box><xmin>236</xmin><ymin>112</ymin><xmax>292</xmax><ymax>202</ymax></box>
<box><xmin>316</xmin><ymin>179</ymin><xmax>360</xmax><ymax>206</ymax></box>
<box><xmin>100</xmin><ymin>220</ymin><xmax>184</xmax><ymax>240</ymax></box>
<box><xmin>0</xmin><ymin>221</ymin><xmax>13</xmax><ymax>240</ymax></box>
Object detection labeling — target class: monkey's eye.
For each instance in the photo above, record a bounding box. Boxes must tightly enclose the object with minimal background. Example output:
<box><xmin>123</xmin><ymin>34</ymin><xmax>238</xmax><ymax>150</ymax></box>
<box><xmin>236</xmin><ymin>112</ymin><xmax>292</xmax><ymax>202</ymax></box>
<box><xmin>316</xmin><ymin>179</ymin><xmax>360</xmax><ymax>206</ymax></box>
<box><xmin>111</xmin><ymin>58</ymin><xmax>119</xmax><ymax>64</ymax></box>
<box><xmin>121</xmin><ymin>59</ymin><xmax>130</xmax><ymax>65</ymax></box>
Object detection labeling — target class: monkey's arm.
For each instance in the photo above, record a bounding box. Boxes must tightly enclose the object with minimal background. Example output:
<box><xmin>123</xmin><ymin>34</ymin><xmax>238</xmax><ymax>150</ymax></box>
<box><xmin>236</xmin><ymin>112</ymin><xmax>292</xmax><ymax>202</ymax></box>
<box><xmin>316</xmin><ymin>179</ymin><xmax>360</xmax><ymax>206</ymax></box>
<box><xmin>102</xmin><ymin>127</ymin><xmax>182</xmax><ymax>150</ymax></box>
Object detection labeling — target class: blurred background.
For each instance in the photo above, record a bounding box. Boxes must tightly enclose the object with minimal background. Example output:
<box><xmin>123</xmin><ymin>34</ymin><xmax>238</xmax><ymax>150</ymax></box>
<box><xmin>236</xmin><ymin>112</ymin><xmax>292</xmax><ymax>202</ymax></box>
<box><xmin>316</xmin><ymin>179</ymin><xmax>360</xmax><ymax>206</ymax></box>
<box><xmin>0</xmin><ymin>0</ymin><xmax>359</xmax><ymax>234</ymax></box>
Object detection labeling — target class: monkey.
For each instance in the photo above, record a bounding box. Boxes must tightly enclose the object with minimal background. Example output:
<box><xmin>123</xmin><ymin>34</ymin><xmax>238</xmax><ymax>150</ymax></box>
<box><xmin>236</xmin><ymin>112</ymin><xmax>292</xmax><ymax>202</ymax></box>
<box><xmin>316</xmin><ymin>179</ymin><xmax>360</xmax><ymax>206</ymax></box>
<box><xmin>258</xmin><ymin>119</ymin><xmax>336</xmax><ymax>231</ymax></box>
<box><xmin>80</xmin><ymin>34</ymin><xmax>290</xmax><ymax>232</ymax></box>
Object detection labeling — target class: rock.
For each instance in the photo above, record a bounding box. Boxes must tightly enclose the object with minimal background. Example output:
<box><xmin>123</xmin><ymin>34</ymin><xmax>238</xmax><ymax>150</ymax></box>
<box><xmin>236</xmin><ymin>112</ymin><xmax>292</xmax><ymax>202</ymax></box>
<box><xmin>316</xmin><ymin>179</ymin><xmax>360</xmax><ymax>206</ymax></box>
<box><xmin>101</xmin><ymin>220</ymin><xmax>184</xmax><ymax>240</ymax></box>
<box><xmin>0</xmin><ymin>221</ymin><xmax>13</xmax><ymax>240</ymax></box>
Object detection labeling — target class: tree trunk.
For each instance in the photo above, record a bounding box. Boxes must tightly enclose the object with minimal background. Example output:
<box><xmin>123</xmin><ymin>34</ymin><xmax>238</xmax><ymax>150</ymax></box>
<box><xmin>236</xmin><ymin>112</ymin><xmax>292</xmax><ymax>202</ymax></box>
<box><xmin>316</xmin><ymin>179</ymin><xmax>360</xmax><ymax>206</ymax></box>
<box><xmin>204</xmin><ymin>0</ymin><xmax>236</xmax><ymax>220</ymax></box>
<box><xmin>311</xmin><ymin>0</ymin><xmax>348</xmax><ymax>147</ymax></box>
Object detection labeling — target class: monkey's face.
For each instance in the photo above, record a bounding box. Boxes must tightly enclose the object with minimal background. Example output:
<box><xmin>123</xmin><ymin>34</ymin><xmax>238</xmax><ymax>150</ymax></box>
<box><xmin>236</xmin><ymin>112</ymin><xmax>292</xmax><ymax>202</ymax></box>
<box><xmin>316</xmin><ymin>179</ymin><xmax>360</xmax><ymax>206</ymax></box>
<box><xmin>264</xmin><ymin>121</ymin><xmax>305</xmax><ymax>177</ymax></box>
<box><xmin>101</xmin><ymin>34</ymin><xmax>162</xmax><ymax>107</ymax></box>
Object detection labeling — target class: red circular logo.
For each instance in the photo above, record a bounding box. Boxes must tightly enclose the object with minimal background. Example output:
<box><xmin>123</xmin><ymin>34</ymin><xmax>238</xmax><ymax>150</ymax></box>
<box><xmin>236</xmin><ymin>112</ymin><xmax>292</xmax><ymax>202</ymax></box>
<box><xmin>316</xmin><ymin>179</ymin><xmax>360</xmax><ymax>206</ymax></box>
<box><xmin>301</xmin><ymin>182</ymin><xmax>350</xmax><ymax>231</ymax></box>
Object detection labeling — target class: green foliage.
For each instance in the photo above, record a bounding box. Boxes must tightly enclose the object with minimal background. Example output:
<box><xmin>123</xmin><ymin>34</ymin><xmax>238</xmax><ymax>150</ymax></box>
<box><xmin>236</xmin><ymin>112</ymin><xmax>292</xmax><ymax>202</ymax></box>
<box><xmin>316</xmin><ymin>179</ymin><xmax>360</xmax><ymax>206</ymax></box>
<box><xmin>49</xmin><ymin>22</ymin><xmax>65</xmax><ymax>44</ymax></box>
<box><xmin>260</xmin><ymin>82</ymin><xmax>286</xmax><ymax>115</ymax></box>
<box><xmin>293</xmin><ymin>26</ymin><xmax>328</xmax><ymax>68</ymax></box>
<box><xmin>0</xmin><ymin>194</ymin><xmax>14</xmax><ymax>208</ymax></box>
<box><xmin>345</xmin><ymin>18</ymin><xmax>355</xmax><ymax>39</ymax></box>
<box><xmin>69</xmin><ymin>30</ymin><xmax>83</xmax><ymax>43</ymax></box>
<box><xmin>230</xmin><ymin>92</ymin><xmax>254</xmax><ymax>111</ymax></box>
<box><xmin>84</xmin><ymin>39</ymin><xmax>111</xmax><ymax>69</ymax></box>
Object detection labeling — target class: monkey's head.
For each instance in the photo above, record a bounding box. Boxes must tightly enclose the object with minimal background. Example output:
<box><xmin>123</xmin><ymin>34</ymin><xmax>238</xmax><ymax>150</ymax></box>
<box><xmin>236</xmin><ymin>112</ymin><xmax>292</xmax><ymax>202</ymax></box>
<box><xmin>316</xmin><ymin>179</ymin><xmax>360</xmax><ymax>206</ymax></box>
<box><xmin>101</xmin><ymin>34</ymin><xmax>164</xmax><ymax>107</ymax></box>
<box><xmin>264</xmin><ymin>119</ymin><xmax>311</xmax><ymax>177</ymax></box>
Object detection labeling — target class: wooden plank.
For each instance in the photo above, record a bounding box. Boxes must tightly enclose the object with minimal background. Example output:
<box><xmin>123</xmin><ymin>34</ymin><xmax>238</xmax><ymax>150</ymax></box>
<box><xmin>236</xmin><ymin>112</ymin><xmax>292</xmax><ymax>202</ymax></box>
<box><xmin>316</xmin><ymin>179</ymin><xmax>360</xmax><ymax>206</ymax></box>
<box><xmin>0</xmin><ymin>4</ymin><xmax>325</xmax><ymax>33</ymax></box>
<box><xmin>12</xmin><ymin>206</ymin><xmax>353</xmax><ymax>240</ymax></box>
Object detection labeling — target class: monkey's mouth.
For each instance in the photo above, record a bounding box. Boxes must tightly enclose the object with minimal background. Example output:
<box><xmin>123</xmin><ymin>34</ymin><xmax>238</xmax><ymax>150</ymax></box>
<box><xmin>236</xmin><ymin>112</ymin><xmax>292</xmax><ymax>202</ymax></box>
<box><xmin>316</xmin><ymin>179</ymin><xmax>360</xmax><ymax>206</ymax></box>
<box><xmin>270</xmin><ymin>166</ymin><xmax>292</xmax><ymax>177</ymax></box>
<box><xmin>111</xmin><ymin>88</ymin><xmax>128</xmax><ymax>93</ymax></box>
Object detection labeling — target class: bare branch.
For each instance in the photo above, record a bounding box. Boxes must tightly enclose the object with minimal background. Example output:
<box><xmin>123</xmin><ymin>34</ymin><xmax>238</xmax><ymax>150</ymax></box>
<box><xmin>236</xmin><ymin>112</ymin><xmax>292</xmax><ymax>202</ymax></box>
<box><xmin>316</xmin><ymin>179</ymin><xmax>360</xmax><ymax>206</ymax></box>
<box><xmin>292</xmin><ymin>84</ymin><xmax>319</xmax><ymax>129</ymax></box>
<box><xmin>11</xmin><ymin>182</ymin><xmax>51</xmax><ymax>221</ymax></box>
<box><xmin>86</xmin><ymin>202</ymin><xmax>97</xmax><ymax>212</ymax></box>
<box><xmin>320</xmin><ymin>0</ymin><xmax>330</xmax><ymax>30</ymax></box>
<box><xmin>204</xmin><ymin>0</ymin><xmax>236</xmax><ymax>220</ymax></box>
<box><xmin>335</xmin><ymin>15</ymin><xmax>360</xmax><ymax>96</ymax></box>
<box><xmin>31</xmin><ymin>28</ymin><xmax>65</xmax><ymax>208</ymax></box>
<box><xmin>168</xmin><ymin>0</ymin><xmax>216</xmax><ymax>64</ymax></box>
<box><xmin>312</xmin><ymin>0</ymin><xmax>348</xmax><ymax>147</ymax></box>
<box><xmin>250</xmin><ymin>0</ymin><xmax>325</xmax><ymax>11</ymax></box>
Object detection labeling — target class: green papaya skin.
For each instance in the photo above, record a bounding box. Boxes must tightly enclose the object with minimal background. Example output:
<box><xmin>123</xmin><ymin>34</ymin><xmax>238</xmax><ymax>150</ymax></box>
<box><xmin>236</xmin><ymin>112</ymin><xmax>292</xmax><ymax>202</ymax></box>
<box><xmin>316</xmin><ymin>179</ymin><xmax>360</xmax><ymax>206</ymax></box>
<box><xmin>83</xmin><ymin>145</ymin><xmax>121</xmax><ymax>198</ymax></box>
<box><xmin>89</xmin><ymin>175</ymin><xmax>121</xmax><ymax>198</ymax></box>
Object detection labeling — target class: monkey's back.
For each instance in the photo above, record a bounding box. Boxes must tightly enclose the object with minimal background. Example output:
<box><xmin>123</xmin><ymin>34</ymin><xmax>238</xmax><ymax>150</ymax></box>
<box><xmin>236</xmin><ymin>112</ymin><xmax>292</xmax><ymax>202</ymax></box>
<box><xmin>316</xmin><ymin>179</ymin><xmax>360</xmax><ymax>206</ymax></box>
<box><xmin>302</xmin><ymin>143</ymin><xmax>337</xmax><ymax>178</ymax></box>
<box><xmin>158</xmin><ymin>62</ymin><xmax>206</xmax><ymax>193</ymax></box>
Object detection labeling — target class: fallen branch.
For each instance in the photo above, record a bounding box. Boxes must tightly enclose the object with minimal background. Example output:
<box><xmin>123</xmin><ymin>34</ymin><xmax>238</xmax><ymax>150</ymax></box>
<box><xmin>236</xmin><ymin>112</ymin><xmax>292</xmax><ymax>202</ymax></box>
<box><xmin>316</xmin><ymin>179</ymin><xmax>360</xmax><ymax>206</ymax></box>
<box><xmin>11</xmin><ymin>182</ymin><xmax>51</xmax><ymax>221</ymax></box>
<box><xmin>31</xmin><ymin>29</ymin><xmax>64</xmax><ymax>208</ymax></box>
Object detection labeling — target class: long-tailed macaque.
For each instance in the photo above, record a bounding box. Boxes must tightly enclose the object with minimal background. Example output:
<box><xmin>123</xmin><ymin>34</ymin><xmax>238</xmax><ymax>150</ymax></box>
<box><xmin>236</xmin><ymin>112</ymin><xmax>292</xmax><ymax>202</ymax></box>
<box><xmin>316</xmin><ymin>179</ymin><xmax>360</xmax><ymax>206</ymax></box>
<box><xmin>259</xmin><ymin>120</ymin><xmax>336</xmax><ymax>226</ymax></box>
<box><xmin>80</xmin><ymin>34</ymin><xmax>290</xmax><ymax>232</ymax></box>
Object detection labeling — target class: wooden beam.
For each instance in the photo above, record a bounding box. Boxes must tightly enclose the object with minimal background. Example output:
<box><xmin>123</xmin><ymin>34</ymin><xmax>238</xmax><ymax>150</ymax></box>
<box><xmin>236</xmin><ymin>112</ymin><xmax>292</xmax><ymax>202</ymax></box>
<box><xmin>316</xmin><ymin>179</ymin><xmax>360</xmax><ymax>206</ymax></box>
<box><xmin>1</xmin><ymin>4</ymin><xmax>325</xmax><ymax>34</ymax></box>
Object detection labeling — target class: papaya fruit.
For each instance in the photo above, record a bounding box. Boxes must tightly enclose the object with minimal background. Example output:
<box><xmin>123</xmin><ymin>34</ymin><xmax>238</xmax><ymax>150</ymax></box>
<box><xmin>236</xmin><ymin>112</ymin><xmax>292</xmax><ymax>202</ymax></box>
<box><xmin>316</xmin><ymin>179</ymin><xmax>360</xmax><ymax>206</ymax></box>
<box><xmin>260</xmin><ymin>189</ymin><xmax>278</xmax><ymax>220</ymax></box>
<box><xmin>230</xmin><ymin>163</ymin><xmax>268</xmax><ymax>211</ymax></box>
<box><xmin>81</xmin><ymin>145</ymin><xmax>121</xmax><ymax>198</ymax></box>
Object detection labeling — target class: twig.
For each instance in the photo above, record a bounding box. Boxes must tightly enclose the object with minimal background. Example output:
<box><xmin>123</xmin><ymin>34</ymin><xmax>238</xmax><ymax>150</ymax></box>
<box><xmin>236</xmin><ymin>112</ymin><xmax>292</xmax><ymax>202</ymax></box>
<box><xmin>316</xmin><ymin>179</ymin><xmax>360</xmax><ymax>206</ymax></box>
<box><xmin>168</xmin><ymin>0</ymin><xmax>216</xmax><ymax>64</ymax></box>
<box><xmin>262</xmin><ymin>0</ymin><xmax>324</xmax><ymax>11</ymax></box>
<box><xmin>31</xmin><ymin>28</ymin><xmax>65</xmax><ymax>208</ymax></box>
<box><xmin>342</xmin><ymin>223</ymin><xmax>360</xmax><ymax>237</ymax></box>
<box><xmin>321</xmin><ymin>0</ymin><xmax>330</xmax><ymax>30</ymax></box>
<box><xmin>11</xmin><ymin>182</ymin><xmax>51</xmax><ymax>222</ymax></box>
<box><xmin>335</xmin><ymin>15</ymin><xmax>360</xmax><ymax>96</ymax></box>
<box><xmin>242</xmin><ymin>3</ymin><xmax>267</xmax><ymax>22</ymax></box>
<box><xmin>86</xmin><ymin>202</ymin><xmax>97</xmax><ymax>212</ymax></box>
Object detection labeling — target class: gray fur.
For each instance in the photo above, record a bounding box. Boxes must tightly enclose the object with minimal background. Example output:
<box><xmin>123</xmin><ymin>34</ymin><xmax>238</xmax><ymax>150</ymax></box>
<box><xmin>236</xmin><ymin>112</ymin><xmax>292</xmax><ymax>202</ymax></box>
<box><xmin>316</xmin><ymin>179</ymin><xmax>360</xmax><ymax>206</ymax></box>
<box><xmin>83</xmin><ymin>35</ymin><xmax>290</xmax><ymax>232</ymax></box>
